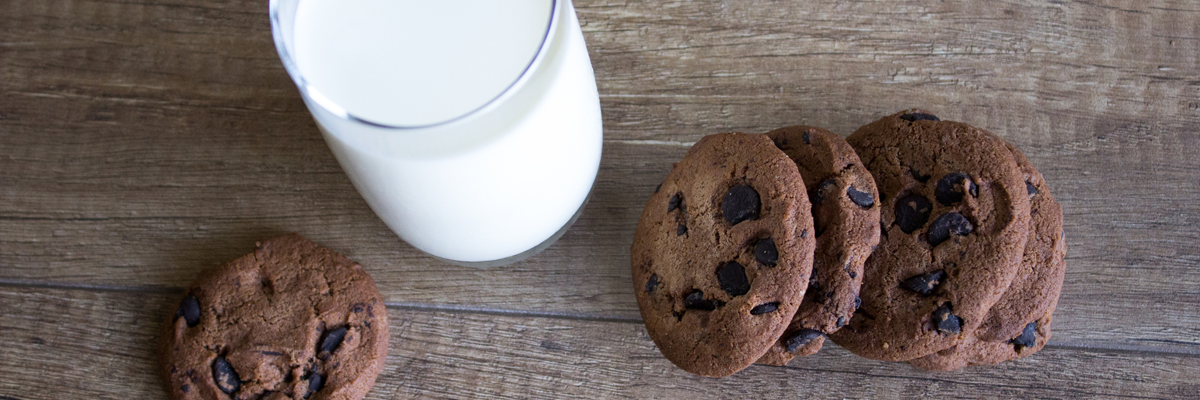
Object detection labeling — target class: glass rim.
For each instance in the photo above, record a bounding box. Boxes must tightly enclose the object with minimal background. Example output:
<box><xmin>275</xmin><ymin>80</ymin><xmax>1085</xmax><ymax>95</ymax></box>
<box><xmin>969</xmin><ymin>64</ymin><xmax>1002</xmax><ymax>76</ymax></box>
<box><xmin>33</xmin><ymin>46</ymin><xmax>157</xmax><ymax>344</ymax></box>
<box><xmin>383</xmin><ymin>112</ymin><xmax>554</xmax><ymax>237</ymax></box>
<box><xmin>268</xmin><ymin>0</ymin><xmax>560</xmax><ymax>130</ymax></box>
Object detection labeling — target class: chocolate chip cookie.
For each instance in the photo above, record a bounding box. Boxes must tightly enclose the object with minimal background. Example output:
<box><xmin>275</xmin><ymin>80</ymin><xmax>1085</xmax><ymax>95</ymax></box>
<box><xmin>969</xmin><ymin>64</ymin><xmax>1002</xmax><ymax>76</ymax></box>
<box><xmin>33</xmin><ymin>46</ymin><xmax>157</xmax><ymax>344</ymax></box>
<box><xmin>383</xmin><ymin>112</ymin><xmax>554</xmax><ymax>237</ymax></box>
<box><xmin>908</xmin><ymin>311</ymin><xmax>1056</xmax><ymax>371</ymax></box>
<box><xmin>160</xmin><ymin>234</ymin><xmax>389</xmax><ymax>400</ymax></box>
<box><xmin>632</xmin><ymin>132</ymin><xmax>816</xmax><ymax>377</ymax></box>
<box><xmin>909</xmin><ymin>142</ymin><xmax>1066</xmax><ymax>370</ymax></box>
<box><xmin>756</xmin><ymin>126</ymin><xmax>880</xmax><ymax>365</ymax></box>
<box><xmin>830</xmin><ymin>110</ymin><xmax>1032</xmax><ymax>362</ymax></box>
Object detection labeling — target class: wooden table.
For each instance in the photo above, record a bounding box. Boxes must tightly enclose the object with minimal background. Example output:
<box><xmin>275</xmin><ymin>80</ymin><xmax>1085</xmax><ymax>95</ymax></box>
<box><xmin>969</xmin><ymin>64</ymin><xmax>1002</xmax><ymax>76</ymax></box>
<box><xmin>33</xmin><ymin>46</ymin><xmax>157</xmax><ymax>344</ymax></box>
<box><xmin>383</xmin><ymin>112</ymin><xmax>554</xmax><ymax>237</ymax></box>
<box><xmin>3</xmin><ymin>0</ymin><xmax>1199</xmax><ymax>398</ymax></box>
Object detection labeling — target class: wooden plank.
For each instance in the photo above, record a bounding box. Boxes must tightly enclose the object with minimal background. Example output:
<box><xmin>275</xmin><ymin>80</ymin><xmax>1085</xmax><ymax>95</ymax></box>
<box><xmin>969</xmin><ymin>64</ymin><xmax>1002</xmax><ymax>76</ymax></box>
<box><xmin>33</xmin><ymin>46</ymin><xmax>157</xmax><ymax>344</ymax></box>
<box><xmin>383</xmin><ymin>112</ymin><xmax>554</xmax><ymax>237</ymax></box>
<box><xmin>3</xmin><ymin>136</ymin><xmax>1199</xmax><ymax>352</ymax></box>
<box><xmin>583</xmin><ymin>0</ymin><xmax>1200</xmax><ymax>138</ymax></box>
<box><xmin>3</xmin><ymin>0</ymin><xmax>1200</xmax><ymax>353</ymax></box>
<box><xmin>6</xmin><ymin>0</ymin><xmax>1197</xmax><ymax>140</ymax></box>
<box><xmin>1</xmin><ymin>285</ymin><xmax>1198</xmax><ymax>399</ymax></box>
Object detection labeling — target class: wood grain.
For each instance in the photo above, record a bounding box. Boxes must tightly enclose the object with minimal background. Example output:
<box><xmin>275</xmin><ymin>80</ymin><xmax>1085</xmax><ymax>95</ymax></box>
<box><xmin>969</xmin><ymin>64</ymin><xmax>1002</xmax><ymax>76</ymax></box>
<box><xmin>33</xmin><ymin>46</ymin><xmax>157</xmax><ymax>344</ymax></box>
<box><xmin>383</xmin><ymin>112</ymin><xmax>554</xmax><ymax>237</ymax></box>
<box><xmin>1</xmin><ymin>286</ymin><xmax>1197</xmax><ymax>400</ymax></box>
<box><xmin>3</xmin><ymin>139</ymin><xmax>1200</xmax><ymax>353</ymax></box>
<box><xmin>2</xmin><ymin>0</ymin><xmax>1200</xmax><ymax>373</ymax></box>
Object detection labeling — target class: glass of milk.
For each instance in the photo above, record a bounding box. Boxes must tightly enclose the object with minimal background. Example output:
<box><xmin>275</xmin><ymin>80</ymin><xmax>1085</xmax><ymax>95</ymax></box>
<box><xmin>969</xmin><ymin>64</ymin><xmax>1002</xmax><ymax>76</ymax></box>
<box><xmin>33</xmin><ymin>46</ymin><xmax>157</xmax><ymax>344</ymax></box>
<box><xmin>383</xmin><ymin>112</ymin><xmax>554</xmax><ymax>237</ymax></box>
<box><xmin>269</xmin><ymin>0</ymin><xmax>603</xmax><ymax>267</ymax></box>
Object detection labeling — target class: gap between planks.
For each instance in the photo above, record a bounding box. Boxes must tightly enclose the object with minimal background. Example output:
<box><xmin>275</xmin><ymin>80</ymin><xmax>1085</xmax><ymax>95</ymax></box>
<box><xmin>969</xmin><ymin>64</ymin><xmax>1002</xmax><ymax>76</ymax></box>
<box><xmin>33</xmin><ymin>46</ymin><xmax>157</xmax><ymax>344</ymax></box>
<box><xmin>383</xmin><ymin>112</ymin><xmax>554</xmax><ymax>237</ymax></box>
<box><xmin>2</xmin><ymin>278</ymin><xmax>1196</xmax><ymax>359</ymax></box>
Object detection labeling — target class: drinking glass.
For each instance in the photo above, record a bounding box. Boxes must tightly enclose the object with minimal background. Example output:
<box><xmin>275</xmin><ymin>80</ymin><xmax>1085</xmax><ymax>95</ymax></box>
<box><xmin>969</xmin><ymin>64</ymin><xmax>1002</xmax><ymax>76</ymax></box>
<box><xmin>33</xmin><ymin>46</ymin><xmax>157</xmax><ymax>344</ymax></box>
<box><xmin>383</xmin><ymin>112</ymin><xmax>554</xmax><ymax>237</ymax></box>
<box><xmin>269</xmin><ymin>0</ymin><xmax>603</xmax><ymax>267</ymax></box>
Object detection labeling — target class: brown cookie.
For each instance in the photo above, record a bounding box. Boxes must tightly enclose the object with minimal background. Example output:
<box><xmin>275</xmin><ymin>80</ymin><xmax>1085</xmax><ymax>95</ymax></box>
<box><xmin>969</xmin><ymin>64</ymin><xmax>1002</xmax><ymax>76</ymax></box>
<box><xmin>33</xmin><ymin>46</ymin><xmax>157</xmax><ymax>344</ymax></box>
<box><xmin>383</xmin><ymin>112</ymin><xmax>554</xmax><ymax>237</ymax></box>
<box><xmin>632</xmin><ymin>132</ymin><xmax>816</xmax><ymax>377</ymax></box>
<box><xmin>909</xmin><ymin>142</ymin><xmax>1066</xmax><ymax>370</ymax></box>
<box><xmin>976</xmin><ymin>143</ymin><xmax>1067</xmax><ymax>342</ymax></box>
<box><xmin>830</xmin><ymin>109</ymin><xmax>1032</xmax><ymax>362</ymax></box>
<box><xmin>160</xmin><ymin>234</ymin><xmax>389</xmax><ymax>400</ymax></box>
<box><xmin>756</xmin><ymin>126</ymin><xmax>881</xmax><ymax>365</ymax></box>
<box><xmin>908</xmin><ymin>311</ymin><xmax>1056</xmax><ymax>371</ymax></box>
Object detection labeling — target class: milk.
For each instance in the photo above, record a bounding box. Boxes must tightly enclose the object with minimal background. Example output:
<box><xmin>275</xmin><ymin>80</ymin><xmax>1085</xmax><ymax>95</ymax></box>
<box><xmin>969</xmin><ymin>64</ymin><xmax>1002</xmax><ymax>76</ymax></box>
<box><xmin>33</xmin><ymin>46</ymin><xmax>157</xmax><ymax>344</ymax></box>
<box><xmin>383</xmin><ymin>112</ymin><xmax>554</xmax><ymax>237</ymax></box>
<box><xmin>292</xmin><ymin>0</ymin><xmax>553</xmax><ymax>127</ymax></box>
<box><xmin>272</xmin><ymin>0</ymin><xmax>603</xmax><ymax>264</ymax></box>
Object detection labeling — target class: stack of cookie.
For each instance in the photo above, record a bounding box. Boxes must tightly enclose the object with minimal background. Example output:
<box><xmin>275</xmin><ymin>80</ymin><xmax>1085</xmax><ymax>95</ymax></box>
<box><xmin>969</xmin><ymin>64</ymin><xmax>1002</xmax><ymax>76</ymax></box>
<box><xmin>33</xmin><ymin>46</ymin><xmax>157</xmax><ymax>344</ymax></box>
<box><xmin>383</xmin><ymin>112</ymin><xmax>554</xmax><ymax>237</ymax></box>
<box><xmin>631</xmin><ymin>109</ymin><xmax>1065</xmax><ymax>376</ymax></box>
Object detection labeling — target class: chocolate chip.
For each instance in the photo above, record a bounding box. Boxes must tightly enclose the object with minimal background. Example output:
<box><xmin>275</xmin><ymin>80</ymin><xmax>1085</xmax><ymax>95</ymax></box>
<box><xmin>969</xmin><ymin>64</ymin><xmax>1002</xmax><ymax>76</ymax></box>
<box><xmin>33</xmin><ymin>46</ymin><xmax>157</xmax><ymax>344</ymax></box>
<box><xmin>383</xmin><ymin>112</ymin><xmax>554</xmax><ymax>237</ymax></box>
<box><xmin>894</xmin><ymin>194</ymin><xmax>932</xmax><ymax>233</ymax></box>
<box><xmin>181</xmin><ymin>384</ymin><xmax>190</xmax><ymax>393</ymax></box>
<box><xmin>928</xmin><ymin>212</ymin><xmax>974</xmax><ymax>247</ymax></box>
<box><xmin>1011</xmin><ymin>322</ymin><xmax>1038</xmax><ymax>350</ymax></box>
<box><xmin>1027</xmin><ymin>181</ymin><xmax>1038</xmax><ymax>196</ymax></box>
<box><xmin>809</xmin><ymin>179</ymin><xmax>835</xmax><ymax>205</ymax></box>
<box><xmin>847</xmin><ymin>185</ymin><xmax>875</xmax><ymax>208</ymax></box>
<box><xmin>754</xmin><ymin>238</ymin><xmax>778</xmax><ymax>267</ymax></box>
<box><xmin>848</xmin><ymin>270</ymin><xmax>857</xmax><ymax>278</ymax></box>
<box><xmin>212</xmin><ymin>356</ymin><xmax>241</xmax><ymax>395</ymax></box>
<box><xmin>836</xmin><ymin>317</ymin><xmax>846</xmax><ymax>327</ymax></box>
<box><xmin>722</xmin><ymin>185</ymin><xmax>760</xmax><ymax>225</ymax></box>
<box><xmin>933</xmin><ymin>304</ymin><xmax>962</xmax><ymax>334</ymax></box>
<box><xmin>667</xmin><ymin>193</ymin><xmax>682</xmax><ymax>212</ymax></box>
<box><xmin>318</xmin><ymin>326</ymin><xmax>348</xmax><ymax>358</ymax></box>
<box><xmin>655</xmin><ymin>183</ymin><xmax>662</xmax><ymax>193</ymax></box>
<box><xmin>783</xmin><ymin>329</ymin><xmax>824</xmax><ymax>353</ymax></box>
<box><xmin>901</xmin><ymin>270</ymin><xmax>946</xmax><ymax>295</ymax></box>
<box><xmin>645</xmin><ymin>274</ymin><xmax>660</xmax><ymax>293</ymax></box>
<box><xmin>176</xmin><ymin>295</ymin><xmax>200</xmax><ymax>327</ymax></box>
<box><xmin>935</xmin><ymin>172</ymin><xmax>977</xmax><ymax>205</ymax></box>
<box><xmin>684</xmin><ymin>290</ymin><xmax>715</xmax><ymax>310</ymax></box>
<box><xmin>750</xmin><ymin>302</ymin><xmax>779</xmax><ymax>315</ymax></box>
<box><xmin>304</xmin><ymin>372</ymin><xmax>324</xmax><ymax>399</ymax></box>
<box><xmin>900</xmin><ymin>112</ymin><xmax>940</xmax><ymax>122</ymax></box>
<box><xmin>802</xmin><ymin>130</ymin><xmax>811</xmax><ymax>144</ymax></box>
<box><xmin>677</xmin><ymin>223</ymin><xmax>687</xmax><ymax>236</ymax></box>
<box><xmin>854</xmin><ymin>296</ymin><xmax>862</xmax><ymax>309</ymax></box>
<box><xmin>717</xmin><ymin>261</ymin><xmax>750</xmax><ymax>297</ymax></box>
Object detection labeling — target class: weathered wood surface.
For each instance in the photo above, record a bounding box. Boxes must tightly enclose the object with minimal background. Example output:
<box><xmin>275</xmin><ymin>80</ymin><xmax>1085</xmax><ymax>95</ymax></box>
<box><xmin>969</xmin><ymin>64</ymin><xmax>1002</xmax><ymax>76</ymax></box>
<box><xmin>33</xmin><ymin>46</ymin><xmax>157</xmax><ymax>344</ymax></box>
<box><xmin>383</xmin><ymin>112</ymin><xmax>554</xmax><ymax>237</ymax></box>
<box><xmin>2</xmin><ymin>286</ymin><xmax>1198</xmax><ymax>400</ymax></box>
<box><xmin>2</xmin><ymin>0</ymin><xmax>1200</xmax><ymax>396</ymax></box>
